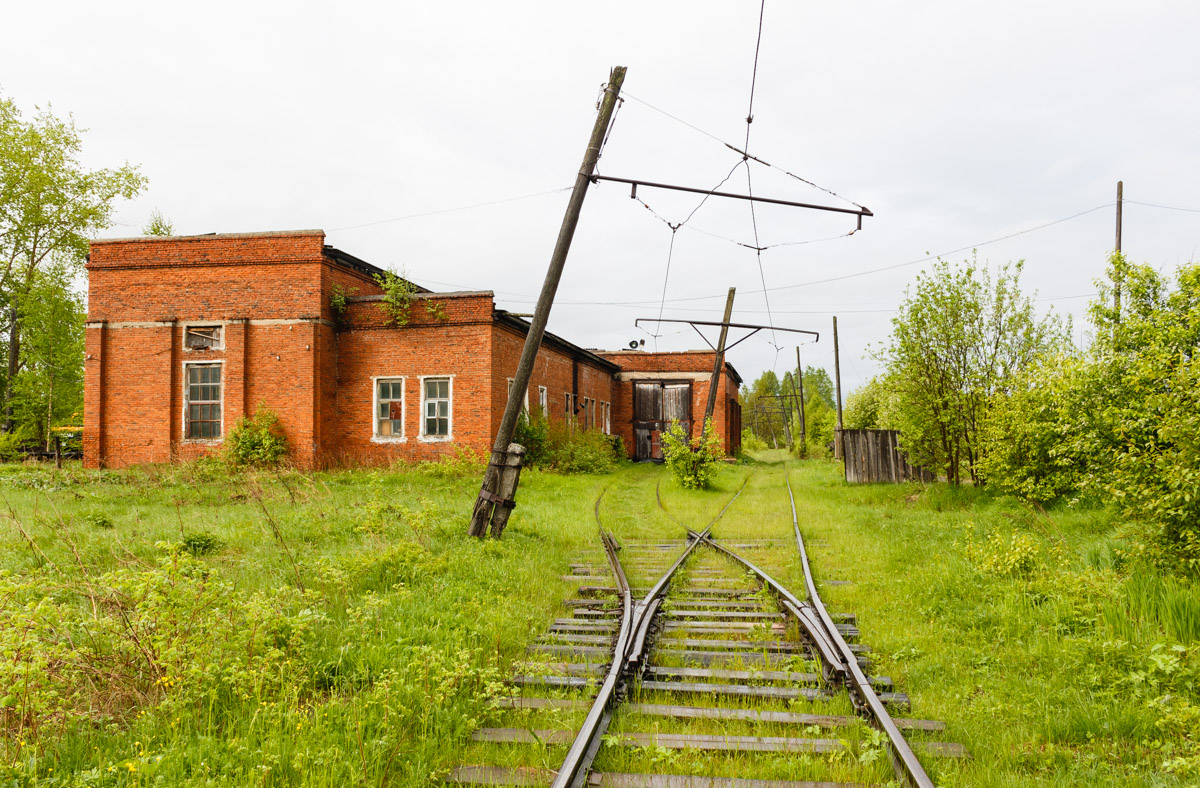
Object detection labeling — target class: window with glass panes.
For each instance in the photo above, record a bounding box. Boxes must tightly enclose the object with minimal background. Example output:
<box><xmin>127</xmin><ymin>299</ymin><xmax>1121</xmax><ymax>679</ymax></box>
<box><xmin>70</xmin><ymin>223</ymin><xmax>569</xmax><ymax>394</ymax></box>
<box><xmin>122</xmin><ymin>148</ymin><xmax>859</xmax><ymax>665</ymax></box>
<box><xmin>375</xmin><ymin>378</ymin><xmax>404</xmax><ymax>438</ymax></box>
<box><xmin>185</xmin><ymin>364</ymin><xmax>222</xmax><ymax>439</ymax></box>
<box><xmin>422</xmin><ymin>377</ymin><xmax>451</xmax><ymax>437</ymax></box>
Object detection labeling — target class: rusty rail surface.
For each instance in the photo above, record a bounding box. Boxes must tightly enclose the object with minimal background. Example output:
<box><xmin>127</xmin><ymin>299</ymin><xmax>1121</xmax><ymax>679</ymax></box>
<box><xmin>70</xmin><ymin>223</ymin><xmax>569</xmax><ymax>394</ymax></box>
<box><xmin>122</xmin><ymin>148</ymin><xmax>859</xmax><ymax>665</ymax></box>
<box><xmin>784</xmin><ymin>474</ymin><xmax>937</xmax><ymax>788</ymax></box>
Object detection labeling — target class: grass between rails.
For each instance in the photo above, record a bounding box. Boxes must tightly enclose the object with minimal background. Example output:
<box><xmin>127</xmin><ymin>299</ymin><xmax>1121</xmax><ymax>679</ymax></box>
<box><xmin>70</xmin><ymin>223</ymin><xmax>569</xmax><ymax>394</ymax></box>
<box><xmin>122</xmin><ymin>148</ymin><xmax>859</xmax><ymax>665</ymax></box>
<box><xmin>0</xmin><ymin>453</ymin><xmax>1196</xmax><ymax>785</ymax></box>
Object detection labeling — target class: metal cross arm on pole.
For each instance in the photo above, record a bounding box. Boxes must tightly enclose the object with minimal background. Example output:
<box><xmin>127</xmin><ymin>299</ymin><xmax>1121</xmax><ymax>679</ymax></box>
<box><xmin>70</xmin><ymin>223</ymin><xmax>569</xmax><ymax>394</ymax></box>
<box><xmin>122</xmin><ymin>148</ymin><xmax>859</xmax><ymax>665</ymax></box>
<box><xmin>635</xmin><ymin>318</ymin><xmax>818</xmax><ymax>353</ymax></box>
<box><xmin>591</xmin><ymin>175</ymin><xmax>873</xmax><ymax>220</ymax></box>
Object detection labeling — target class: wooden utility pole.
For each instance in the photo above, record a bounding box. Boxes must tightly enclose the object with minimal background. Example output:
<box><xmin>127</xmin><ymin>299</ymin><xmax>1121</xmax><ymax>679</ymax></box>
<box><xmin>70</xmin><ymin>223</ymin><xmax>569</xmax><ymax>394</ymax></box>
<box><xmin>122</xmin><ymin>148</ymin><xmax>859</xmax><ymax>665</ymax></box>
<box><xmin>791</xmin><ymin>347</ymin><xmax>806</xmax><ymax>456</ymax></box>
<box><xmin>832</xmin><ymin>316</ymin><xmax>844</xmax><ymax>460</ymax></box>
<box><xmin>701</xmin><ymin>288</ymin><xmax>736</xmax><ymax>438</ymax></box>
<box><xmin>1114</xmin><ymin>180</ymin><xmax>1123</xmax><ymax>320</ymax></box>
<box><xmin>468</xmin><ymin>66</ymin><xmax>627</xmax><ymax>538</ymax></box>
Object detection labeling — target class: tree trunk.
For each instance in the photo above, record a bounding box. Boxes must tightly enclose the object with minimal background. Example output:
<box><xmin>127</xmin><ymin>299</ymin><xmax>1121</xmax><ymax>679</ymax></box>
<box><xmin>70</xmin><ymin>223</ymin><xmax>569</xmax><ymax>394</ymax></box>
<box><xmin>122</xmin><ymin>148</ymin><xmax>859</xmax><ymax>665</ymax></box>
<box><xmin>4</xmin><ymin>305</ymin><xmax>19</xmax><ymax>434</ymax></box>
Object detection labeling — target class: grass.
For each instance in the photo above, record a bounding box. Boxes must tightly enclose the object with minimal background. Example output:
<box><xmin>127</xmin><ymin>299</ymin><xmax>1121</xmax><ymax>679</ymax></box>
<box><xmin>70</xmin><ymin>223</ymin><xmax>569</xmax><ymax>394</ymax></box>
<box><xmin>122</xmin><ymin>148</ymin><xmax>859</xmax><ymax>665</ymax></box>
<box><xmin>0</xmin><ymin>451</ymin><xmax>1196</xmax><ymax>785</ymax></box>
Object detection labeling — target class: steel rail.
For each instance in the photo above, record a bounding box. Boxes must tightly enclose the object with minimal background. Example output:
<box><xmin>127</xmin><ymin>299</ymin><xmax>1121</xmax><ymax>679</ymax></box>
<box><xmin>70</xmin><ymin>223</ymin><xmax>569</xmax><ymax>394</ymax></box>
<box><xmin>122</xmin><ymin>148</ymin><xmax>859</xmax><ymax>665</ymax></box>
<box><xmin>784</xmin><ymin>475</ymin><xmax>935</xmax><ymax>788</ymax></box>
<box><xmin>689</xmin><ymin>531</ymin><xmax>844</xmax><ymax>683</ymax></box>
<box><xmin>554</xmin><ymin>491</ymin><xmax>708</xmax><ymax>788</ymax></box>
<box><xmin>655</xmin><ymin>473</ymin><xmax>752</xmax><ymax>532</ymax></box>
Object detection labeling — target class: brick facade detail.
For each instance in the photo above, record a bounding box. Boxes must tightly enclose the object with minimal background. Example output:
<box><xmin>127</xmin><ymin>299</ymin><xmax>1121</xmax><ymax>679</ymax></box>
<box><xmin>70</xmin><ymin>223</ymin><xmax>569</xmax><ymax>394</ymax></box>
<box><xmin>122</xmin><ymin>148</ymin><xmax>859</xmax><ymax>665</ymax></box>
<box><xmin>84</xmin><ymin>231</ymin><xmax>740</xmax><ymax>469</ymax></box>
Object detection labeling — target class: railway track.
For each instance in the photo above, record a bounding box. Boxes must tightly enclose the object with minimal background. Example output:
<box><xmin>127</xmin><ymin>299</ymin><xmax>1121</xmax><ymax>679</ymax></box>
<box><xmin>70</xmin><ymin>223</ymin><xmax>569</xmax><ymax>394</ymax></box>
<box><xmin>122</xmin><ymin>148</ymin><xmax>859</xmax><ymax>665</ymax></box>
<box><xmin>448</xmin><ymin>470</ymin><xmax>964</xmax><ymax>786</ymax></box>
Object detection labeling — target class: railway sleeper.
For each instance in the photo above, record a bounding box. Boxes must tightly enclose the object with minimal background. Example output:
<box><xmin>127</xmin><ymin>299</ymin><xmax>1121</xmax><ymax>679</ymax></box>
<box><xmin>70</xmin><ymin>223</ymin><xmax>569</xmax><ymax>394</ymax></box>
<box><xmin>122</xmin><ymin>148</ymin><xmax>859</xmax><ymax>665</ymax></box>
<box><xmin>493</xmin><ymin>696</ymin><xmax>946</xmax><ymax>732</ymax></box>
<box><xmin>469</xmin><ymin>728</ymin><xmax>964</xmax><ymax>756</ymax></box>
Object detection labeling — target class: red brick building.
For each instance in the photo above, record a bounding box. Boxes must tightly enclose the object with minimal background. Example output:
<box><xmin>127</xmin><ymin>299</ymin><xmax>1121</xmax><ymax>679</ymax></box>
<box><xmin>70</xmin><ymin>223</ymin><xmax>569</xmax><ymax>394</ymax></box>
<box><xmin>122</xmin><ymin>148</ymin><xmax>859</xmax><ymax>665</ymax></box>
<box><xmin>83</xmin><ymin>231</ymin><xmax>741</xmax><ymax>469</ymax></box>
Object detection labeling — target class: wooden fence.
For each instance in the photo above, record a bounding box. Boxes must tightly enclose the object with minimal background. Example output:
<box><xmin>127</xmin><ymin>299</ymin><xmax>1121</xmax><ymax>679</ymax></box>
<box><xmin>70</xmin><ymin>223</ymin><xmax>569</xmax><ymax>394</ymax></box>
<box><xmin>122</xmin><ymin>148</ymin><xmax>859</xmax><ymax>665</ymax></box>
<box><xmin>840</xmin><ymin>429</ymin><xmax>935</xmax><ymax>484</ymax></box>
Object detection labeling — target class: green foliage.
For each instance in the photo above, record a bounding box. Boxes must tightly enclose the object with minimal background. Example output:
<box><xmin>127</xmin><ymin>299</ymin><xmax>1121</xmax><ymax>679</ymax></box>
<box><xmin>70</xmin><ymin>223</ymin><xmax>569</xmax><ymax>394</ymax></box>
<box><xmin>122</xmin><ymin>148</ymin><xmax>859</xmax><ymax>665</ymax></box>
<box><xmin>372</xmin><ymin>270</ymin><xmax>417</xmax><ymax>326</ymax></box>
<box><xmin>843</xmin><ymin>376</ymin><xmax>896</xmax><ymax>430</ymax></box>
<box><xmin>81</xmin><ymin>511</ymin><xmax>113</xmax><ymax>529</ymax></box>
<box><xmin>9</xmin><ymin>260</ymin><xmax>85</xmax><ymax>448</ymax></box>
<box><xmin>414</xmin><ymin>445</ymin><xmax>485</xmax><ymax>478</ymax></box>
<box><xmin>329</xmin><ymin>283</ymin><xmax>356</xmax><ymax>324</ymax></box>
<box><xmin>0</xmin><ymin>95</ymin><xmax>145</xmax><ymax>440</ymax></box>
<box><xmin>546</xmin><ymin>423</ymin><xmax>619</xmax><ymax>474</ymax></box>
<box><xmin>424</xmin><ymin>299</ymin><xmax>448</xmax><ymax>321</ymax></box>
<box><xmin>513</xmin><ymin>411</ymin><xmax>551</xmax><ymax>467</ymax></box>
<box><xmin>142</xmin><ymin>209</ymin><xmax>174</xmax><ymax>236</ymax></box>
<box><xmin>223</xmin><ymin>405</ymin><xmax>289</xmax><ymax>467</ymax></box>
<box><xmin>516</xmin><ymin>414</ymin><xmax>621</xmax><ymax>474</ymax></box>
<box><xmin>876</xmin><ymin>257</ymin><xmax>1067</xmax><ymax>485</ymax></box>
<box><xmin>181</xmin><ymin>530</ymin><xmax>224</xmax><ymax>556</ymax></box>
<box><xmin>661</xmin><ymin>419</ymin><xmax>724</xmax><ymax>489</ymax></box>
<box><xmin>964</xmin><ymin>524</ymin><xmax>1042</xmax><ymax>577</ymax></box>
<box><xmin>980</xmin><ymin>255</ymin><xmax>1200</xmax><ymax>572</ymax></box>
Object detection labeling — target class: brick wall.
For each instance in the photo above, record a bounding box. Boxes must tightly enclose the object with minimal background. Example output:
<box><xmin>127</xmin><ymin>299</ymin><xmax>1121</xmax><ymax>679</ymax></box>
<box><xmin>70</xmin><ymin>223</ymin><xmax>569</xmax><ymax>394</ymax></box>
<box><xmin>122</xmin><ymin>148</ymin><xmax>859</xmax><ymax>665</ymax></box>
<box><xmin>83</xmin><ymin>232</ymin><xmax>740</xmax><ymax>469</ymax></box>
<box><xmin>597</xmin><ymin>350</ymin><xmax>741</xmax><ymax>457</ymax></box>
<box><xmin>84</xmin><ymin>231</ymin><xmax>379</xmax><ymax>469</ymax></box>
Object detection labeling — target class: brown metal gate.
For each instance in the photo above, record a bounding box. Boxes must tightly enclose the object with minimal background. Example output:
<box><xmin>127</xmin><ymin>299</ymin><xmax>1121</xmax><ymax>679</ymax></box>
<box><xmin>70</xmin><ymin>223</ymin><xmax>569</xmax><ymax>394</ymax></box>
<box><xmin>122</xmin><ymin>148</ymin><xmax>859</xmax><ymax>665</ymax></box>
<box><xmin>633</xmin><ymin>381</ymin><xmax>692</xmax><ymax>460</ymax></box>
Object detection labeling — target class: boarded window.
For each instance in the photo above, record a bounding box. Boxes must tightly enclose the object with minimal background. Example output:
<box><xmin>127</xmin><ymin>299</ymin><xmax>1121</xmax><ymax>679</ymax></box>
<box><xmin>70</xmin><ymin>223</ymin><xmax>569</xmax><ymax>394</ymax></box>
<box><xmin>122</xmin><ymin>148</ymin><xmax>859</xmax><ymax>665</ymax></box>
<box><xmin>185</xmin><ymin>325</ymin><xmax>222</xmax><ymax>350</ymax></box>
<box><xmin>423</xmin><ymin>378</ymin><xmax>451</xmax><ymax>437</ymax></box>
<box><xmin>185</xmin><ymin>364</ymin><xmax>222</xmax><ymax>439</ymax></box>
<box><xmin>376</xmin><ymin>378</ymin><xmax>404</xmax><ymax>437</ymax></box>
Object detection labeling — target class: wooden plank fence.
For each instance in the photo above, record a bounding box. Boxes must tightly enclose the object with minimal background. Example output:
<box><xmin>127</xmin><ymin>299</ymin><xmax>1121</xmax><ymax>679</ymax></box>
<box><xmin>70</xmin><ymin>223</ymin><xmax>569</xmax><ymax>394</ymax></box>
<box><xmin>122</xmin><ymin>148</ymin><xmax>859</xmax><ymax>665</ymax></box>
<box><xmin>840</xmin><ymin>429</ymin><xmax>934</xmax><ymax>484</ymax></box>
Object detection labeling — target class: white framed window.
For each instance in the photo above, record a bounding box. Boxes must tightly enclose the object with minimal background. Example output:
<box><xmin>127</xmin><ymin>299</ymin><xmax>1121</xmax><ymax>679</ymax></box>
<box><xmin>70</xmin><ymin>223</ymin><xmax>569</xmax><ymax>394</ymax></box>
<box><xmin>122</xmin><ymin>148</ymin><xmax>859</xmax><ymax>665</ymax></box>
<box><xmin>564</xmin><ymin>392</ymin><xmax>576</xmax><ymax>426</ymax></box>
<box><xmin>183</xmin><ymin>323</ymin><xmax>224</xmax><ymax>351</ymax></box>
<box><xmin>420</xmin><ymin>376</ymin><xmax>453</xmax><ymax>440</ymax></box>
<box><xmin>507</xmin><ymin>378</ymin><xmax>530</xmax><ymax>413</ymax></box>
<box><xmin>538</xmin><ymin>386</ymin><xmax>548</xmax><ymax>416</ymax></box>
<box><xmin>373</xmin><ymin>377</ymin><xmax>406</xmax><ymax>441</ymax></box>
<box><xmin>183</xmin><ymin>362</ymin><xmax>223</xmax><ymax>440</ymax></box>
<box><xmin>581</xmin><ymin>397</ymin><xmax>592</xmax><ymax>430</ymax></box>
<box><xmin>602</xmin><ymin>401</ymin><xmax>611</xmax><ymax>435</ymax></box>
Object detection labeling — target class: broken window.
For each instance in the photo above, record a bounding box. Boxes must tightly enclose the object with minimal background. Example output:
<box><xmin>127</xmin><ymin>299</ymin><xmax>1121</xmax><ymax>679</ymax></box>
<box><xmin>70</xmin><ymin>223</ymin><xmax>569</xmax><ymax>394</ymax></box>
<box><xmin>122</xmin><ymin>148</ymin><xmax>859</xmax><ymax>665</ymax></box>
<box><xmin>185</xmin><ymin>325</ymin><xmax>222</xmax><ymax>350</ymax></box>
<box><xmin>376</xmin><ymin>378</ymin><xmax>404</xmax><ymax>438</ymax></box>
<box><xmin>539</xmin><ymin>386</ymin><xmax>548</xmax><ymax>416</ymax></box>
<box><xmin>423</xmin><ymin>377</ymin><xmax>451</xmax><ymax>438</ymax></box>
<box><xmin>185</xmin><ymin>364</ymin><xmax>222</xmax><ymax>439</ymax></box>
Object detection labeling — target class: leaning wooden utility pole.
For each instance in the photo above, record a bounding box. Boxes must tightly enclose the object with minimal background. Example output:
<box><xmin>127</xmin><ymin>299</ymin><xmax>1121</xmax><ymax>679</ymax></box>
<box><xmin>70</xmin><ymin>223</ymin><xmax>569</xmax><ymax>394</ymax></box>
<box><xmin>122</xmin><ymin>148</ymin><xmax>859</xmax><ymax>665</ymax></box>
<box><xmin>468</xmin><ymin>66</ymin><xmax>627</xmax><ymax>538</ymax></box>
<box><xmin>701</xmin><ymin>288</ymin><xmax>736</xmax><ymax>438</ymax></box>
<box><xmin>832</xmin><ymin>316</ymin><xmax>844</xmax><ymax>460</ymax></box>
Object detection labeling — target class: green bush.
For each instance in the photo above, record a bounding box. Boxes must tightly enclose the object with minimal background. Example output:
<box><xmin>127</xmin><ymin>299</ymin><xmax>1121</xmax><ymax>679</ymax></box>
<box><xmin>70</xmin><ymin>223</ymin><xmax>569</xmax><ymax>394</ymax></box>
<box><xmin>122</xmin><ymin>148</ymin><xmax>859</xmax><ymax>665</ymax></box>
<box><xmin>181</xmin><ymin>530</ymin><xmax>224</xmax><ymax>556</ymax></box>
<box><xmin>224</xmin><ymin>405</ymin><xmax>289</xmax><ymax>467</ymax></box>
<box><xmin>662</xmin><ymin>418</ymin><xmax>724</xmax><ymax>489</ymax></box>
<box><xmin>513</xmin><ymin>411</ymin><xmax>551</xmax><ymax>467</ymax></box>
<box><xmin>548</xmin><ymin>423</ymin><xmax>618</xmax><ymax>474</ymax></box>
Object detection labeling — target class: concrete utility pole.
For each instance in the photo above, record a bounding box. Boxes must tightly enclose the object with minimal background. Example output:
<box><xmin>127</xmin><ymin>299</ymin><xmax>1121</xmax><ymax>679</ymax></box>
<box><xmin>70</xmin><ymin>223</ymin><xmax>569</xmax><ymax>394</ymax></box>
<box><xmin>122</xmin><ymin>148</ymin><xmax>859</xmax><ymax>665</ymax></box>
<box><xmin>832</xmin><ymin>316</ymin><xmax>844</xmax><ymax>460</ymax></box>
<box><xmin>1115</xmin><ymin>180</ymin><xmax>1123</xmax><ymax>320</ymax></box>
<box><xmin>701</xmin><ymin>288</ymin><xmax>736</xmax><ymax>438</ymax></box>
<box><xmin>468</xmin><ymin>66</ymin><xmax>627</xmax><ymax>538</ymax></box>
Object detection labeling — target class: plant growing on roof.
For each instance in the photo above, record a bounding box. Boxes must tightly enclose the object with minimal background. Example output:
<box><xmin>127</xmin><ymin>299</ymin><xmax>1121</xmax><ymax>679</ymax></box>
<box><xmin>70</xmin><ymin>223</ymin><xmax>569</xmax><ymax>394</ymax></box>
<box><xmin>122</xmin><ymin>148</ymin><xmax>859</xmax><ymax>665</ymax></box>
<box><xmin>329</xmin><ymin>283</ymin><xmax>357</xmax><ymax>325</ymax></box>
<box><xmin>373</xmin><ymin>270</ymin><xmax>417</xmax><ymax>326</ymax></box>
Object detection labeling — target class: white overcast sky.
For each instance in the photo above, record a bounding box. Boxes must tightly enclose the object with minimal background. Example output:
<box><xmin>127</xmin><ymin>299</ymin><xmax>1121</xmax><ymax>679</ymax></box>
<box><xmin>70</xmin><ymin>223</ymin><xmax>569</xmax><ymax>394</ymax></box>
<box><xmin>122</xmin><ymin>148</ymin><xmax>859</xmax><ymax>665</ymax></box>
<box><xmin>4</xmin><ymin>0</ymin><xmax>1199</xmax><ymax>394</ymax></box>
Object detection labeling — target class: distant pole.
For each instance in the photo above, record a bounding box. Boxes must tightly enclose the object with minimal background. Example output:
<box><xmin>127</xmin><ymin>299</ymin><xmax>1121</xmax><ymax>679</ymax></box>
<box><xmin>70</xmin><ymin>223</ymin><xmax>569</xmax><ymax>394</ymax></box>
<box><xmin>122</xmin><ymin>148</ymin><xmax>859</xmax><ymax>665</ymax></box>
<box><xmin>702</xmin><ymin>287</ymin><xmax>736</xmax><ymax>440</ymax></box>
<box><xmin>832</xmin><ymin>316</ymin><xmax>844</xmax><ymax>460</ymax></box>
<box><xmin>792</xmin><ymin>347</ymin><xmax>806</xmax><ymax>456</ymax></box>
<box><xmin>468</xmin><ymin>65</ymin><xmax>627</xmax><ymax>538</ymax></box>
<box><xmin>1114</xmin><ymin>180</ymin><xmax>1123</xmax><ymax>321</ymax></box>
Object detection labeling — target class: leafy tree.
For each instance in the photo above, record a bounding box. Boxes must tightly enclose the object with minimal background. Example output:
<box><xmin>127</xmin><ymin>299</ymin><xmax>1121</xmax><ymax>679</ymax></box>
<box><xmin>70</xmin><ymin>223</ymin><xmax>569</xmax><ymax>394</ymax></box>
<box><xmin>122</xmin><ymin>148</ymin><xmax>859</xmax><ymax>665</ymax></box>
<box><xmin>876</xmin><ymin>257</ymin><xmax>1067</xmax><ymax>485</ymax></box>
<box><xmin>143</xmin><ymin>209</ymin><xmax>174</xmax><ymax>236</ymax></box>
<box><xmin>0</xmin><ymin>96</ymin><xmax>145</xmax><ymax>431</ymax></box>
<box><xmin>843</xmin><ymin>376</ymin><xmax>896</xmax><ymax>430</ymax></box>
<box><xmin>8</xmin><ymin>260</ymin><xmax>84</xmax><ymax>448</ymax></box>
<box><xmin>802</xmin><ymin>367</ymin><xmax>835</xmax><ymax>409</ymax></box>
